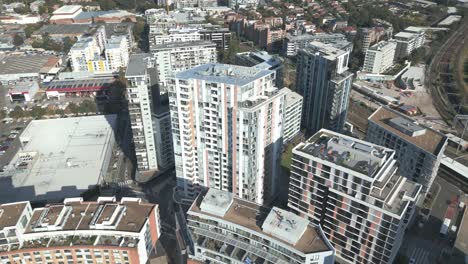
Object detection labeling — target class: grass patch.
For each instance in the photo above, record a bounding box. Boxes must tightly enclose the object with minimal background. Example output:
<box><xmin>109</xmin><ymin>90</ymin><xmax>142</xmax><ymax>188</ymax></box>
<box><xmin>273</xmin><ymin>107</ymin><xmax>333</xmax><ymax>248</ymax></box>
<box><xmin>281</xmin><ymin>144</ymin><xmax>294</xmax><ymax>170</ymax></box>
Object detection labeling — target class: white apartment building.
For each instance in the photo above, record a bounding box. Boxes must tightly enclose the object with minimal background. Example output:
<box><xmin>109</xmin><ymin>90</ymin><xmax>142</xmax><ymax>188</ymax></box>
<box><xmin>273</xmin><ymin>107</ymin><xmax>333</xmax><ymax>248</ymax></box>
<box><xmin>105</xmin><ymin>35</ymin><xmax>130</xmax><ymax>71</ymax></box>
<box><xmin>187</xmin><ymin>188</ymin><xmax>336</xmax><ymax>264</ymax></box>
<box><xmin>0</xmin><ymin>202</ymin><xmax>32</xmax><ymax>253</ymax></box>
<box><xmin>69</xmin><ymin>26</ymin><xmax>130</xmax><ymax>73</ymax></box>
<box><xmin>126</xmin><ymin>54</ymin><xmax>159</xmax><ymax>172</ymax></box>
<box><xmin>0</xmin><ymin>197</ymin><xmax>161</xmax><ymax>264</ymax></box>
<box><xmin>394</xmin><ymin>28</ymin><xmax>425</xmax><ymax>59</ymax></box>
<box><xmin>282</xmin><ymin>33</ymin><xmax>350</xmax><ymax>57</ymax></box>
<box><xmin>363</xmin><ymin>40</ymin><xmax>397</xmax><ymax>74</ymax></box>
<box><xmin>69</xmin><ymin>26</ymin><xmax>106</xmax><ymax>72</ymax></box>
<box><xmin>228</xmin><ymin>0</ymin><xmax>259</xmax><ymax>8</ymax></box>
<box><xmin>151</xmin><ymin>41</ymin><xmax>217</xmax><ymax>87</ymax></box>
<box><xmin>168</xmin><ymin>64</ymin><xmax>286</xmax><ymax>204</ymax></box>
<box><xmin>153</xmin><ymin>28</ymin><xmax>202</xmax><ymax>46</ymax></box>
<box><xmin>288</xmin><ymin>129</ymin><xmax>422</xmax><ymax>264</ymax></box>
<box><xmin>283</xmin><ymin>88</ymin><xmax>303</xmax><ymax>143</ymax></box>
<box><xmin>367</xmin><ymin>106</ymin><xmax>448</xmax><ymax>193</ymax></box>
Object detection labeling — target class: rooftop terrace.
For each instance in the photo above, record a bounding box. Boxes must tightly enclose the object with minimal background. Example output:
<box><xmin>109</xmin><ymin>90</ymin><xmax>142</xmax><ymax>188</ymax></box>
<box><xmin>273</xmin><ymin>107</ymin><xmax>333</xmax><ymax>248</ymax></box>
<box><xmin>303</xmin><ymin>41</ymin><xmax>349</xmax><ymax>60</ymax></box>
<box><xmin>25</xmin><ymin>197</ymin><xmax>155</xmax><ymax>234</ymax></box>
<box><xmin>369</xmin><ymin>107</ymin><xmax>447</xmax><ymax>155</ymax></box>
<box><xmin>175</xmin><ymin>63</ymin><xmax>274</xmax><ymax>86</ymax></box>
<box><xmin>0</xmin><ymin>202</ymin><xmax>28</xmax><ymax>230</ymax></box>
<box><xmin>189</xmin><ymin>189</ymin><xmax>330</xmax><ymax>254</ymax></box>
<box><xmin>297</xmin><ymin>130</ymin><xmax>391</xmax><ymax>177</ymax></box>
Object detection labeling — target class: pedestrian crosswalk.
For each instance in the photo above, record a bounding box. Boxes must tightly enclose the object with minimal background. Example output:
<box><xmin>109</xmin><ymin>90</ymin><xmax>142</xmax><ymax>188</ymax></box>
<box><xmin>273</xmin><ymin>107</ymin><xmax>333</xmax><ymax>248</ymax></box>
<box><xmin>410</xmin><ymin>247</ymin><xmax>431</xmax><ymax>264</ymax></box>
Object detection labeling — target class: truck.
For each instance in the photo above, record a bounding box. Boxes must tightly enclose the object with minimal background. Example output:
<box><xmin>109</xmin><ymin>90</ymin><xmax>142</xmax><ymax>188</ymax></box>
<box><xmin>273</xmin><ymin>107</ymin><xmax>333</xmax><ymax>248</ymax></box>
<box><xmin>440</xmin><ymin>218</ymin><xmax>451</xmax><ymax>236</ymax></box>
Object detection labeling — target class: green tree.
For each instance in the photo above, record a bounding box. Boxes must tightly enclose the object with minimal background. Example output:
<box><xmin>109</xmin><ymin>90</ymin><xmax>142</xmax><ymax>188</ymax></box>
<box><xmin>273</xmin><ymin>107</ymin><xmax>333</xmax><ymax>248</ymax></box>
<box><xmin>133</xmin><ymin>18</ymin><xmax>148</xmax><ymax>51</ymax></box>
<box><xmin>38</xmin><ymin>5</ymin><xmax>47</xmax><ymax>15</ymax></box>
<box><xmin>222</xmin><ymin>35</ymin><xmax>240</xmax><ymax>63</ymax></box>
<box><xmin>78</xmin><ymin>100</ymin><xmax>97</xmax><ymax>114</ymax></box>
<box><xmin>98</xmin><ymin>0</ymin><xmax>117</xmax><ymax>10</ymax></box>
<box><xmin>13</xmin><ymin>34</ymin><xmax>24</xmax><ymax>47</ymax></box>
<box><xmin>66</xmin><ymin>102</ymin><xmax>79</xmax><ymax>115</ymax></box>
<box><xmin>24</xmin><ymin>24</ymin><xmax>41</xmax><ymax>38</ymax></box>
<box><xmin>14</xmin><ymin>6</ymin><xmax>30</xmax><ymax>14</ymax></box>
<box><xmin>9</xmin><ymin>106</ymin><xmax>24</xmax><ymax>119</ymax></box>
<box><xmin>0</xmin><ymin>110</ymin><xmax>6</xmax><ymax>120</ymax></box>
<box><xmin>30</xmin><ymin>106</ymin><xmax>46</xmax><ymax>119</ymax></box>
<box><xmin>408</xmin><ymin>47</ymin><xmax>426</xmax><ymax>64</ymax></box>
<box><xmin>55</xmin><ymin>109</ymin><xmax>65</xmax><ymax>116</ymax></box>
<box><xmin>62</xmin><ymin>37</ymin><xmax>76</xmax><ymax>53</ymax></box>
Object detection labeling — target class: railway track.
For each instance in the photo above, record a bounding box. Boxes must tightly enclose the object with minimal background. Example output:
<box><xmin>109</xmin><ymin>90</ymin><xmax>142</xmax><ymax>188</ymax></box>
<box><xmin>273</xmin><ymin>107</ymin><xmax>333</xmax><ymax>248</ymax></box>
<box><xmin>426</xmin><ymin>22</ymin><xmax>468</xmax><ymax>125</ymax></box>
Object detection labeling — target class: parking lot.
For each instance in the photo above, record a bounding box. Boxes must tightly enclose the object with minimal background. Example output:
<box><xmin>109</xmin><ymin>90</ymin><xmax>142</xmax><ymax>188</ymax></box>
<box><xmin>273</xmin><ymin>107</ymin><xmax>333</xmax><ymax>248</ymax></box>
<box><xmin>0</xmin><ymin>119</ymin><xmax>29</xmax><ymax>168</ymax></box>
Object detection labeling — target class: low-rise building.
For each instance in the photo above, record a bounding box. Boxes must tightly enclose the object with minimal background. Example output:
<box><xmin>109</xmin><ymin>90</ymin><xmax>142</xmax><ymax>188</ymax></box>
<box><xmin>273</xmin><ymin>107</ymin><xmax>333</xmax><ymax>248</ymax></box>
<box><xmin>0</xmin><ymin>115</ymin><xmax>116</xmax><ymax>203</ymax></box>
<box><xmin>0</xmin><ymin>197</ymin><xmax>161</xmax><ymax>264</ymax></box>
<box><xmin>0</xmin><ymin>55</ymin><xmax>62</xmax><ymax>85</ymax></box>
<box><xmin>187</xmin><ymin>188</ymin><xmax>335</xmax><ymax>264</ymax></box>
<box><xmin>367</xmin><ymin>106</ymin><xmax>448</xmax><ymax>193</ymax></box>
<box><xmin>7</xmin><ymin>82</ymin><xmax>39</xmax><ymax>102</ymax></box>
<box><xmin>45</xmin><ymin>78</ymin><xmax>115</xmax><ymax>99</ymax></box>
<box><xmin>363</xmin><ymin>40</ymin><xmax>397</xmax><ymax>74</ymax></box>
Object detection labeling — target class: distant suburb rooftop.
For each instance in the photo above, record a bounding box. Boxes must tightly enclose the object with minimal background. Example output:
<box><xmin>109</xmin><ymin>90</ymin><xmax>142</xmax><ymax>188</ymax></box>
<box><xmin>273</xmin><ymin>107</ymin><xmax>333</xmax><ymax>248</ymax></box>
<box><xmin>0</xmin><ymin>115</ymin><xmax>116</xmax><ymax>203</ymax></box>
<box><xmin>369</xmin><ymin>106</ymin><xmax>447</xmax><ymax>155</ymax></box>
<box><xmin>175</xmin><ymin>63</ymin><xmax>275</xmax><ymax>86</ymax></box>
<box><xmin>296</xmin><ymin>129</ymin><xmax>392</xmax><ymax>177</ymax></box>
<box><xmin>189</xmin><ymin>188</ymin><xmax>331</xmax><ymax>255</ymax></box>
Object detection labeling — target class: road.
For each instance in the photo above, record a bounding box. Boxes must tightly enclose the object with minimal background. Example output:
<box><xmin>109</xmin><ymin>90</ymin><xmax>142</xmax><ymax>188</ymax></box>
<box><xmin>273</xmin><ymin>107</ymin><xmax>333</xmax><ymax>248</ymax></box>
<box><xmin>400</xmin><ymin>176</ymin><xmax>464</xmax><ymax>263</ymax></box>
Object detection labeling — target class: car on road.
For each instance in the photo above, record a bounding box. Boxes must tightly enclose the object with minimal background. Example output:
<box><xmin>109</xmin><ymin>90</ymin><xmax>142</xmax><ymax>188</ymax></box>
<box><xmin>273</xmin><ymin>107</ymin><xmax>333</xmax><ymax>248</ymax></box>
<box><xmin>409</xmin><ymin>257</ymin><xmax>415</xmax><ymax>264</ymax></box>
<box><xmin>0</xmin><ymin>146</ymin><xmax>8</xmax><ymax>152</ymax></box>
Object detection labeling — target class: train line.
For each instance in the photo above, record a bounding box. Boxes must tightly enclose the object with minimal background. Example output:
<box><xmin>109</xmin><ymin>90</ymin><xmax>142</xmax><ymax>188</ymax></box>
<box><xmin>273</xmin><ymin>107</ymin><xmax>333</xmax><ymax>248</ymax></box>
<box><xmin>426</xmin><ymin>22</ymin><xmax>468</xmax><ymax>125</ymax></box>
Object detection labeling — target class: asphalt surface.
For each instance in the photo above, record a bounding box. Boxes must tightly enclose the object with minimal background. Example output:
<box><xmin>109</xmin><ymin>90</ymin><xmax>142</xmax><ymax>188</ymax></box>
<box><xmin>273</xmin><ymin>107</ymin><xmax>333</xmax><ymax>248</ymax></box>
<box><xmin>400</xmin><ymin>176</ymin><xmax>464</xmax><ymax>264</ymax></box>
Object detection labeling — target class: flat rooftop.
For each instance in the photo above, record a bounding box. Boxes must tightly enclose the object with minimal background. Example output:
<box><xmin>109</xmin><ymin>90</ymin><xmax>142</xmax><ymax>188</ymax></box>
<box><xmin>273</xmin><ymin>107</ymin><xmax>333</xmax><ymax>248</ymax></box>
<box><xmin>284</xmin><ymin>87</ymin><xmax>302</xmax><ymax>107</ymax></box>
<box><xmin>368</xmin><ymin>40</ymin><xmax>396</xmax><ymax>51</ymax></box>
<box><xmin>0</xmin><ymin>115</ymin><xmax>116</xmax><ymax>202</ymax></box>
<box><xmin>34</xmin><ymin>24</ymin><xmax>96</xmax><ymax>36</ymax></box>
<box><xmin>176</xmin><ymin>63</ymin><xmax>274</xmax><ymax>86</ymax></box>
<box><xmin>52</xmin><ymin>5</ymin><xmax>82</xmax><ymax>15</ymax></box>
<box><xmin>296</xmin><ymin>129</ymin><xmax>392</xmax><ymax>177</ymax></box>
<box><xmin>369</xmin><ymin>107</ymin><xmax>447</xmax><ymax>155</ymax></box>
<box><xmin>125</xmin><ymin>53</ymin><xmax>150</xmax><ymax>77</ymax></box>
<box><xmin>0</xmin><ymin>55</ymin><xmax>60</xmax><ymax>75</ymax></box>
<box><xmin>25</xmin><ymin>197</ymin><xmax>155</xmax><ymax>234</ymax></box>
<box><xmin>302</xmin><ymin>41</ymin><xmax>348</xmax><ymax>60</ymax></box>
<box><xmin>45</xmin><ymin>78</ymin><xmax>115</xmax><ymax>92</ymax></box>
<box><xmin>189</xmin><ymin>189</ymin><xmax>330</xmax><ymax>254</ymax></box>
<box><xmin>395</xmin><ymin>31</ymin><xmax>417</xmax><ymax>40</ymax></box>
<box><xmin>0</xmin><ymin>202</ymin><xmax>28</xmax><ymax>230</ymax></box>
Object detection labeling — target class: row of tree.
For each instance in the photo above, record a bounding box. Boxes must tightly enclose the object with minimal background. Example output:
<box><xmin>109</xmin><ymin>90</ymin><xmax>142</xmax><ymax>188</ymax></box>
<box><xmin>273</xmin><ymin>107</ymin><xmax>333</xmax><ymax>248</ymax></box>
<box><xmin>6</xmin><ymin>100</ymin><xmax>98</xmax><ymax>120</ymax></box>
<box><xmin>31</xmin><ymin>34</ymin><xmax>76</xmax><ymax>53</ymax></box>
